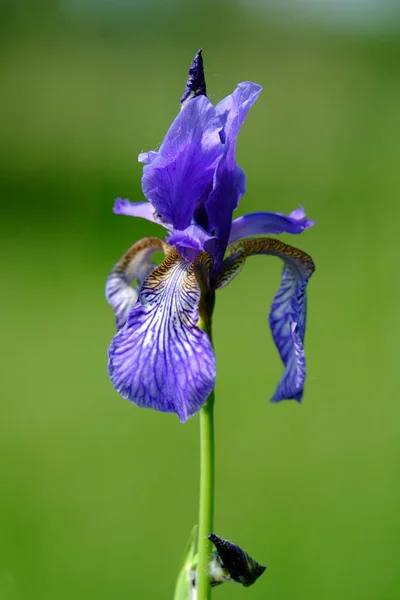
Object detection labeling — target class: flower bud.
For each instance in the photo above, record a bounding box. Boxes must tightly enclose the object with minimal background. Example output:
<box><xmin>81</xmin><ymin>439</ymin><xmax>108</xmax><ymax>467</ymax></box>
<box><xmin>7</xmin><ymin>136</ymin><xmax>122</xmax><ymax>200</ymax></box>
<box><xmin>208</xmin><ymin>533</ymin><xmax>266</xmax><ymax>587</ymax></box>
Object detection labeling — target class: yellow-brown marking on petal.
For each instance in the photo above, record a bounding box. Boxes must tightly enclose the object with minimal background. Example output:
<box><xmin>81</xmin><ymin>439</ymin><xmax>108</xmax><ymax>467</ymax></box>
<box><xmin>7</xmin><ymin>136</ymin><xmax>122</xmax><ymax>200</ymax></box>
<box><xmin>216</xmin><ymin>237</ymin><xmax>314</xmax><ymax>289</ymax></box>
<box><xmin>115</xmin><ymin>237</ymin><xmax>170</xmax><ymax>273</ymax></box>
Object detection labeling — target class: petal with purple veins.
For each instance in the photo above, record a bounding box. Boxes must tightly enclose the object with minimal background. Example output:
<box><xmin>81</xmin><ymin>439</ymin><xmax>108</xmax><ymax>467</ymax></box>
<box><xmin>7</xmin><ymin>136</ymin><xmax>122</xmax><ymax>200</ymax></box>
<box><xmin>141</xmin><ymin>95</ymin><xmax>223</xmax><ymax>231</ymax></box>
<box><xmin>217</xmin><ymin>238</ymin><xmax>315</xmax><ymax>403</ymax></box>
<box><xmin>108</xmin><ymin>249</ymin><xmax>216</xmax><ymax>422</ymax></box>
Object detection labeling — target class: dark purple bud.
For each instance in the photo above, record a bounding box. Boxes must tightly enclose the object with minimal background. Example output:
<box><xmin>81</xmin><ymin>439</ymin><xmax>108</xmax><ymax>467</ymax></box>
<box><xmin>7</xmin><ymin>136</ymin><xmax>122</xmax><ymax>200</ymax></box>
<box><xmin>180</xmin><ymin>49</ymin><xmax>207</xmax><ymax>105</ymax></box>
<box><xmin>208</xmin><ymin>533</ymin><xmax>266</xmax><ymax>587</ymax></box>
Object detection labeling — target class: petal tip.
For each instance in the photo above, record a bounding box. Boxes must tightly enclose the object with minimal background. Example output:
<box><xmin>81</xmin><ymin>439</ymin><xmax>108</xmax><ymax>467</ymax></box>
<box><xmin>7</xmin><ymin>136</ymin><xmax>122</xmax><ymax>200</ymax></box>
<box><xmin>289</xmin><ymin>207</ymin><xmax>305</xmax><ymax>219</ymax></box>
<box><xmin>289</xmin><ymin>207</ymin><xmax>315</xmax><ymax>230</ymax></box>
<box><xmin>113</xmin><ymin>198</ymin><xmax>128</xmax><ymax>214</ymax></box>
<box><xmin>138</xmin><ymin>150</ymin><xmax>158</xmax><ymax>165</ymax></box>
<box><xmin>237</xmin><ymin>81</ymin><xmax>263</xmax><ymax>98</ymax></box>
<box><xmin>177</xmin><ymin>410</ymin><xmax>190</xmax><ymax>424</ymax></box>
<box><xmin>269</xmin><ymin>393</ymin><xmax>303</xmax><ymax>404</ymax></box>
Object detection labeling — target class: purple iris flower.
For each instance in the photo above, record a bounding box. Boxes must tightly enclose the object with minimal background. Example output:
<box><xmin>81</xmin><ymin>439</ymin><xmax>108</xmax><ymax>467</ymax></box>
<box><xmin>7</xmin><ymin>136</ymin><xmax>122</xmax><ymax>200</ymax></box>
<box><xmin>106</xmin><ymin>50</ymin><xmax>315</xmax><ymax>422</ymax></box>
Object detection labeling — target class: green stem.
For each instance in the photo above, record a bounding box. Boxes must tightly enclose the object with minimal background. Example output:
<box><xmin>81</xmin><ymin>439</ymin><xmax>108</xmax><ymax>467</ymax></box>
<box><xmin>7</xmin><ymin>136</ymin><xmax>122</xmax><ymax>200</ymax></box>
<box><xmin>197</xmin><ymin>390</ymin><xmax>215</xmax><ymax>600</ymax></box>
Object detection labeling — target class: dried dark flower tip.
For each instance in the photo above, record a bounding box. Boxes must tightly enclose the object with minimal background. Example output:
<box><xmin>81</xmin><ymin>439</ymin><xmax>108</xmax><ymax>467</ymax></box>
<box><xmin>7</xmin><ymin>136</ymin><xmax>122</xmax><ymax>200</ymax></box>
<box><xmin>208</xmin><ymin>533</ymin><xmax>266</xmax><ymax>587</ymax></box>
<box><xmin>180</xmin><ymin>49</ymin><xmax>207</xmax><ymax>105</ymax></box>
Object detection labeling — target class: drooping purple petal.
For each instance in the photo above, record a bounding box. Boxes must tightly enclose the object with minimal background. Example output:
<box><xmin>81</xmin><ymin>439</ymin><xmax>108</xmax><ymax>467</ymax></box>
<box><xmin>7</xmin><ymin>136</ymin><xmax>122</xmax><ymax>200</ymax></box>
<box><xmin>106</xmin><ymin>237</ymin><xmax>167</xmax><ymax>330</ymax></box>
<box><xmin>228</xmin><ymin>208</ymin><xmax>314</xmax><ymax>244</ymax></box>
<box><xmin>108</xmin><ymin>249</ymin><xmax>216</xmax><ymax>422</ymax></box>
<box><xmin>269</xmin><ymin>259</ymin><xmax>312</xmax><ymax>403</ymax></box>
<box><xmin>141</xmin><ymin>95</ymin><xmax>223</xmax><ymax>231</ymax></box>
<box><xmin>216</xmin><ymin>238</ymin><xmax>314</xmax><ymax>403</ymax></box>
<box><xmin>206</xmin><ymin>82</ymin><xmax>262</xmax><ymax>272</ymax></box>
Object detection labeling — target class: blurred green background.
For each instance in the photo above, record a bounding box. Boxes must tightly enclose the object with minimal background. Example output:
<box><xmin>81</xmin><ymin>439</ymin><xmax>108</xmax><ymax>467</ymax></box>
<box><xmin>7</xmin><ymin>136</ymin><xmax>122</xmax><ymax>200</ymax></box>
<box><xmin>1</xmin><ymin>1</ymin><xmax>400</xmax><ymax>598</ymax></box>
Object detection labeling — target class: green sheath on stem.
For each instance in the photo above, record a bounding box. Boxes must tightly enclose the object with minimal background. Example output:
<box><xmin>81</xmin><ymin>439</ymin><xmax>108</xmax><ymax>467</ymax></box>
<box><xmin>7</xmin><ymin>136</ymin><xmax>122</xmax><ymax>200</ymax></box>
<box><xmin>173</xmin><ymin>526</ymin><xmax>198</xmax><ymax>600</ymax></box>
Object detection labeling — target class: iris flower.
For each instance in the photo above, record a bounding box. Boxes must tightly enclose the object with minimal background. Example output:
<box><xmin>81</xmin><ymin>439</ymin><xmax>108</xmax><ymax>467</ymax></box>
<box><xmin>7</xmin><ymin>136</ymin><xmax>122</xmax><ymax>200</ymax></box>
<box><xmin>106</xmin><ymin>50</ymin><xmax>315</xmax><ymax>423</ymax></box>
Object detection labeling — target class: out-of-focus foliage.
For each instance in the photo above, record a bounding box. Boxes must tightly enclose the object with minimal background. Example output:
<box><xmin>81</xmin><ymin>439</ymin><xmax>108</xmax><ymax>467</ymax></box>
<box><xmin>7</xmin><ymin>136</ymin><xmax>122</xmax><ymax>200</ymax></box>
<box><xmin>1</xmin><ymin>2</ymin><xmax>400</xmax><ymax>599</ymax></box>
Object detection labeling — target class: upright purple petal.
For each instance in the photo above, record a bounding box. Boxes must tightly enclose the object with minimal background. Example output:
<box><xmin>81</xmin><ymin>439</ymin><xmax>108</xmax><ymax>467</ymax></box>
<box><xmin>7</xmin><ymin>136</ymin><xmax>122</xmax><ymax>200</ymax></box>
<box><xmin>141</xmin><ymin>95</ymin><xmax>223</xmax><ymax>231</ymax></box>
<box><xmin>215</xmin><ymin>81</ymin><xmax>262</xmax><ymax>145</ymax></box>
<box><xmin>106</xmin><ymin>237</ymin><xmax>168</xmax><ymax>329</ymax></box>
<box><xmin>108</xmin><ymin>249</ymin><xmax>216</xmax><ymax>422</ymax></box>
<box><xmin>216</xmin><ymin>238</ymin><xmax>315</xmax><ymax>403</ymax></box>
<box><xmin>206</xmin><ymin>82</ymin><xmax>262</xmax><ymax>272</ymax></box>
<box><xmin>228</xmin><ymin>208</ymin><xmax>314</xmax><ymax>244</ymax></box>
